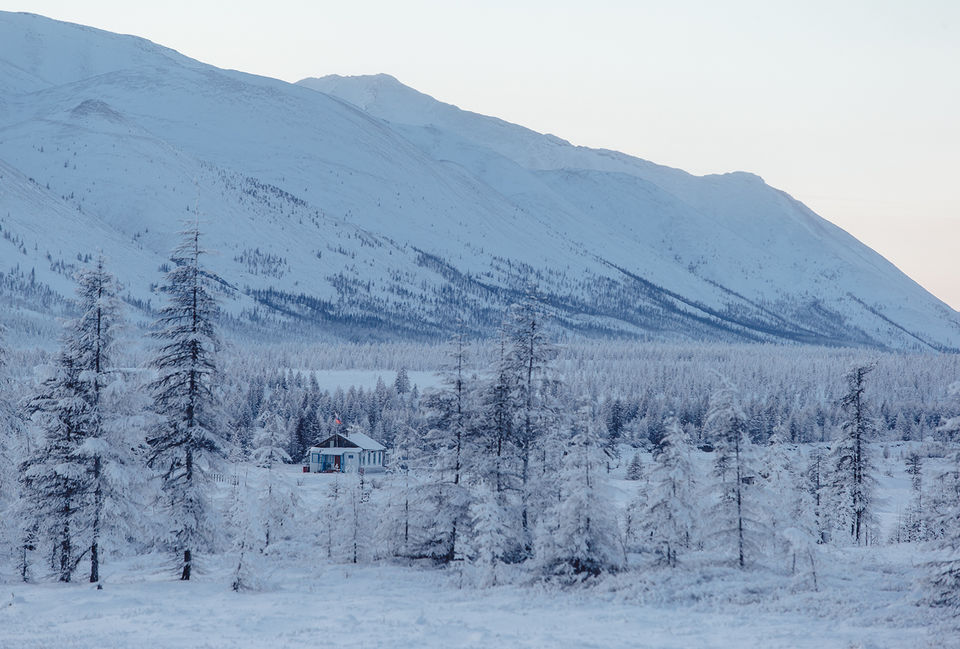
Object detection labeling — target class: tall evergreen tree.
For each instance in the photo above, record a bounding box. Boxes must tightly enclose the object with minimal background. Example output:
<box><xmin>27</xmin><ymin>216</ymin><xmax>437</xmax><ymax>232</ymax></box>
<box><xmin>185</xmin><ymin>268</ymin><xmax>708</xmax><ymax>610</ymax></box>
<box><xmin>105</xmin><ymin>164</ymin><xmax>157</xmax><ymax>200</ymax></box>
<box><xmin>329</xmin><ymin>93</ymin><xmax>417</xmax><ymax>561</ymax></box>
<box><xmin>504</xmin><ymin>292</ymin><xmax>557</xmax><ymax>546</ymax></box>
<box><xmin>69</xmin><ymin>256</ymin><xmax>124</xmax><ymax>583</ymax></box>
<box><xmin>805</xmin><ymin>447</ymin><xmax>829</xmax><ymax>543</ymax></box>
<box><xmin>534</xmin><ymin>406</ymin><xmax>624</xmax><ymax>580</ymax></box>
<box><xmin>146</xmin><ymin>224</ymin><xmax>223</xmax><ymax>580</ymax></box>
<box><xmin>637</xmin><ymin>415</ymin><xmax>697</xmax><ymax>567</ymax></box>
<box><xmin>475</xmin><ymin>330</ymin><xmax>520</xmax><ymax>500</ymax></box>
<box><xmin>0</xmin><ymin>324</ymin><xmax>23</xmax><ymax>549</ymax></box>
<box><xmin>466</xmin><ymin>480</ymin><xmax>512</xmax><ymax>586</ymax></box>
<box><xmin>22</xmin><ymin>349</ymin><xmax>91</xmax><ymax>582</ymax></box>
<box><xmin>251</xmin><ymin>412</ymin><xmax>295</xmax><ymax>550</ymax></box>
<box><xmin>924</xmin><ymin>475</ymin><xmax>960</xmax><ymax>619</ymax></box>
<box><xmin>829</xmin><ymin>364</ymin><xmax>877</xmax><ymax>545</ymax></box>
<box><xmin>901</xmin><ymin>451</ymin><xmax>926</xmax><ymax>542</ymax></box>
<box><xmin>420</xmin><ymin>326</ymin><xmax>474</xmax><ymax>563</ymax></box>
<box><xmin>705</xmin><ymin>378</ymin><xmax>762</xmax><ymax>569</ymax></box>
<box><xmin>925</xmin><ymin>381</ymin><xmax>960</xmax><ymax>619</ymax></box>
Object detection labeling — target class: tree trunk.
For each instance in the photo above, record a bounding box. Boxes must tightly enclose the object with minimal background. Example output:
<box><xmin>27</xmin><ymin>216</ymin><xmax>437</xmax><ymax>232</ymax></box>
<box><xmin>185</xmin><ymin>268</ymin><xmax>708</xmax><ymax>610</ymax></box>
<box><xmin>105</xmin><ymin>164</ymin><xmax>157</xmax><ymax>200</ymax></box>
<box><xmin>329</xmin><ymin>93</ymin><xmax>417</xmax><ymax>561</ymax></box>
<box><xmin>90</xmin><ymin>456</ymin><xmax>102</xmax><ymax>583</ymax></box>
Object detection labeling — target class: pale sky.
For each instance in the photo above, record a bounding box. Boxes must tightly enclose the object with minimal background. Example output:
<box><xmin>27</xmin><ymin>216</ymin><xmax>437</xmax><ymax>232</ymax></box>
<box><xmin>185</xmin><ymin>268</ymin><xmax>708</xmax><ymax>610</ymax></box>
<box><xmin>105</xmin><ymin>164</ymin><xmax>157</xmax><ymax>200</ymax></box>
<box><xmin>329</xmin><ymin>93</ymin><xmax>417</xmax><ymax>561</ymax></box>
<box><xmin>8</xmin><ymin>0</ymin><xmax>960</xmax><ymax>309</ymax></box>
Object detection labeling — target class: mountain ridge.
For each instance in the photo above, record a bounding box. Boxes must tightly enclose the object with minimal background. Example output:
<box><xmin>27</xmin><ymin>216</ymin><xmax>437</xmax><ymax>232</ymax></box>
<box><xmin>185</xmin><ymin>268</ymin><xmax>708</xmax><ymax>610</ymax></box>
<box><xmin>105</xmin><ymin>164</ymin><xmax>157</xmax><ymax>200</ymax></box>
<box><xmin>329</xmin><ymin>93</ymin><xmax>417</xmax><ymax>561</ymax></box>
<box><xmin>1</xmin><ymin>12</ymin><xmax>957</xmax><ymax>350</ymax></box>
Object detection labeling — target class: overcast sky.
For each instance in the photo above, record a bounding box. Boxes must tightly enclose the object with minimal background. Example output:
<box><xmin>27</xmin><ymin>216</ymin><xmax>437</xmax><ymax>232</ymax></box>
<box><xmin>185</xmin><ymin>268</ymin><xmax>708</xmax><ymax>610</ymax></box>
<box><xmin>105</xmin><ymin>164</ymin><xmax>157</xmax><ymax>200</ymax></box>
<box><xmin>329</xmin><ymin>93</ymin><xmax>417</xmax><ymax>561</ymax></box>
<box><xmin>10</xmin><ymin>0</ymin><xmax>960</xmax><ymax>308</ymax></box>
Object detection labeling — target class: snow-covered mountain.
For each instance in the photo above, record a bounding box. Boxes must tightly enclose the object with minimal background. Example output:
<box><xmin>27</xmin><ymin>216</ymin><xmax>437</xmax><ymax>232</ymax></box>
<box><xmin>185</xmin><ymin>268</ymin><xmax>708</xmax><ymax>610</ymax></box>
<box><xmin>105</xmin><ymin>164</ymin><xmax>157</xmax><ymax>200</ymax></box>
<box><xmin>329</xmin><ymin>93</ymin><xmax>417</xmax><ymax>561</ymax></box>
<box><xmin>1</xmin><ymin>12</ymin><xmax>957</xmax><ymax>349</ymax></box>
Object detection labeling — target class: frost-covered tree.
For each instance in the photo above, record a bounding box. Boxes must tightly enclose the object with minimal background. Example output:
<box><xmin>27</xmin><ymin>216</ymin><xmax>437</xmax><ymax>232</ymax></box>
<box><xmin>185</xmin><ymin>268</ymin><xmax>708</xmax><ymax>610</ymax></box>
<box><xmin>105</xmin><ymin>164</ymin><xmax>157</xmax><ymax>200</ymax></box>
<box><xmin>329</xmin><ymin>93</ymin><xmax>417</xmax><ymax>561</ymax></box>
<box><xmin>0</xmin><ymin>324</ymin><xmax>26</xmax><ymax>554</ymax></box>
<box><xmin>476</xmin><ymin>332</ymin><xmax>519</xmax><ymax>495</ymax></box>
<box><xmin>466</xmin><ymin>481</ymin><xmax>512</xmax><ymax>586</ymax></box>
<box><xmin>22</xmin><ymin>350</ymin><xmax>91</xmax><ymax>582</ymax></box>
<box><xmin>323</xmin><ymin>473</ymin><xmax>370</xmax><ymax>564</ymax></box>
<box><xmin>805</xmin><ymin>447</ymin><xmax>829</xmax><ymax>543</ymax></box>
<box><xmin>924</xmin><ymin>478</ymin><xmax>960</xmax><ymax>617</ymax></box>
<box><xmin>504</xmin><ymin>293</ymin><xmax>558</xmax><ymax>547</ymax></box>
<box><xmin>394</xmin><ymin>366</ymin><xmax>411</xmax><ymax>395</ymax></box>
<box><xmin>625</xmin><ymin>452</ymin><xmax>644</xmax><ymax>481</ymax></box>
<box><xmin>937</xmin><ymin>381</ymin><xmax>960</xmax><ymax>442</ymax></box>
<box><xmin>705</xmin><ymin>378</ymin><xmax>763</xmax><ymax>568</ymax></box>
<box><xmin>375</xmin><ymin>423</ymin><xmax>423</xmax><ymax>560</ymax></box>
<box><xmin>320</xmin><ymin>474</ymin><xmax>343</xmax><ymax>560</ymax></box>
<box><xmin>419</xmin><ymin>327</ymin><xmax>475</xmax><ymax>563</ymax></box>
<box><xmin>759</xmin><ymin>426</ymin><xmax>819</xmax><ymax>574</ymax></box>
<box><xmin>899</xmin><ymin>451</ymin><xmax>926</xmax><ymax>542</ymax></box>
<box><xmin>637</xmin><ymin>416</ymin><xmax>697</xmax><ymax>567</ymax></box>
<box><xmin>534</xmin><ymin>406</ymin><xmax>624</xmax><ymax>580</ymax></box>
<box><xmin>228</xmin><ymin>472</ymin><xmax>260</xmax><ymax>592</ymax></box>
<box><xmin>146</xmin><ymin>224</ymin><xmax>224</xmax><ymax>580</ymax></box>
<box><xmin>924</xmin><ymin>381</ymin><xmax>960</xmax><ymax>616</ymax></box>
<box><xmin>67</xmin><ymin>256</ymin><xmax>127</xmax><ymax>583</ymax></box>
<box><xmin>759</xmin><ymin>427</ymin><xmax>794</xmax><ymax>556</ymax></box>
<box><xmin>829</xmin><ymin>365</ymin><xmax>878</xmax><ymax>545</ymax></box>
<box><xmin>251</xmin><ymin>412</ymin><xmax>296</xmax><ymax>550</ymax></box>
<box><xmin>425</xmin><ymin>327</ymin><xmax>472</xmax><ymax>487</ymax></box>
<box><xmin>466</xmin><ymin>330</ymin><xmax>528</xmax><ymax>561</ymax></box>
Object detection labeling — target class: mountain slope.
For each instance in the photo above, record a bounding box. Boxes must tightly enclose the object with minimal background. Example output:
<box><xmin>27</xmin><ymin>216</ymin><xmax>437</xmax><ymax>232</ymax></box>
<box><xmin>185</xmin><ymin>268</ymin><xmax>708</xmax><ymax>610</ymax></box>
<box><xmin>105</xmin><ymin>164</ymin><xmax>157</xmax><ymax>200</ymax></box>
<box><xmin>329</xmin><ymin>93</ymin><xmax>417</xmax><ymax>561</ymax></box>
<box><xmin>0</xmin><ymin>11</ymin><xmax>957</xmax><ymax>349</ymax></box>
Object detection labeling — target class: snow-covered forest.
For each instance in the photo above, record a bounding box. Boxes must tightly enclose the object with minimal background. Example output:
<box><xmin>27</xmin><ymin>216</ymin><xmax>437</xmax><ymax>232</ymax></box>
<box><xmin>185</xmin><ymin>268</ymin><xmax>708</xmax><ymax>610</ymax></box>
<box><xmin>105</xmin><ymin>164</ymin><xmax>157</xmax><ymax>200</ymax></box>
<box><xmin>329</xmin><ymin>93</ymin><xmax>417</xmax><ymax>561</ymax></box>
<box><xmin>1</xmin><ymin>236</ymin><xmax>959</xmax><ymax>648</ymax></box>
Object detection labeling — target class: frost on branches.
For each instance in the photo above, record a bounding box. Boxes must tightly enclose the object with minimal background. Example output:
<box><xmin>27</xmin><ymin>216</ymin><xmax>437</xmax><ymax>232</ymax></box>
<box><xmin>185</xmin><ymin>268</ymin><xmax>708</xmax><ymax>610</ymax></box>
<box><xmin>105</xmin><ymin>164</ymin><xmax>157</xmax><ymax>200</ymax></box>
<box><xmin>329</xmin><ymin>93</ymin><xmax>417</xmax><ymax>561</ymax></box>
<box><xmin>146</xmin><ymin>225</ymin><xmax>224</xmax><ymax>580</ymax></box>
<box><xmin>534</xmin><ymin>406</ymin><xmax>624</xmax><ymax>581</ymax></box>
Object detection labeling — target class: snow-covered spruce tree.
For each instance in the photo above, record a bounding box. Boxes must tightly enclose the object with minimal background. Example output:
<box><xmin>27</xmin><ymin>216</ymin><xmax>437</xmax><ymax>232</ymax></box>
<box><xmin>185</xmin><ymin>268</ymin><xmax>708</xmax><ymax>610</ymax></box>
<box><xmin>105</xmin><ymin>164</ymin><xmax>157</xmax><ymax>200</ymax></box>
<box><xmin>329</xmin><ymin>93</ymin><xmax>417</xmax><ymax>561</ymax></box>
<box><xmin>924</xmin><ymin>478</ymin><xmax>960</xmax><ymax>618</ymax></box>
<box><xmin>251</xmin><ymin>411</ymin><xmax>297</xmax><ymax>551</ymax></box>
<box><xmin>419</xmin><ymin>327</ymin><xmax>475</xmax><ymax>563</ymax></box>
<box><xmin>926</xmin><ymin>386</ymin><xmax>960</xmax><ymax>542</ymax></box>
<box><xmin>759</xmin><ymin>425</ymin><xmax>793</xmax><ymax>554</ymax></box>
<box><xmin>924</xmin><ymin>381</ymin><xmax>960</xmax><ymax>615</ymax></box>
<box><xmin>467</xmin><ymin>329</ymin><xmax>528</xmax><ymax>561</ymax></box>
<box><xmin>0</xmin><ymin>324</ymin><xmax>26</xmax><ymax>555</ymax></box>
<box><xmin>68</xmin><ymin>255</ymin><xmax>127</xmax><ymax>583</ymax></box>
<box><xmin>466</xmin><ymin>480</ymin><xmax>512</xmax><ymax>586</ymax></box>
<box><xmin>637</xmin><ymin>415</ymin><xmax>697</xmax><ymax>567</ymax></box>
<box><xmin>805</xmin><ymin>446</ymin><xmax>829</xmax><ymax>543</ymax></box>
<box><xmin>759</xmin><ymin>425</ymin><xmax>819</xmax><ymax>572</ymax></box>
<box><xmin>4</xmin><ymin>328</ymin><xmax>36</xmax><ymax>582</ymax></box>
<box><xmin>146</xmin><ymin>224</ymin><xmax>224</xmax><ymax>580</ymax></box>
<box><xmin>322</xmin><ymin>472</ymin><xmax>370</xmax><ymax>564</ymax></box>
<box><xmin>375</xmin><ymin>423</ymin><xmax>429</xmax><ymax>560</ymax></box>
<box><xmin>477</xmin><ymin>331</ymin><xmax>519</xmax><ymax>495</ymax></box>
<box><xmin>320</xmin><ymin>474</ymin><xmax>343</xmax><ymax>560</ymax></box>
<box><xmin>900</xmin><ymin>451</ymin><xmax>926</xmax><ymax>542</ymax></box>
<box><xmin>228</xmin><ymin>472</ymin><xmax>261</xmax><ymax>592</ymax></box>
<box><xmin>394</xmin><ymin>367</ymin><xmax>411</xmax><ymax>396</ymax></box>
<box><xmin>625</xmin><ymin>452</ymin><xmax>644</xmax><ymax>481</ymax></box>
<box><xmin>829</xmin><ymin>364</ymin><xmax>878</xmax><ymax>546</ymax></box>
<box><xmin>504</xmin><ymin>292</ymin><xmax>558</xmax><ymax>549</ymax></box>
<box><xmin>705</xmin><ymin>378</ymin><xmax>763</xmax><ymax>569</ymax></box>
<box><xmin>22</xmin><ymin>349</ymin><xmax>92</xmax><ymax>582</ymax></box>
<box><xmin>937</xmin><ymin>381</ymin><xmax>960</xmax><ymax>443</ymax></box>
<box><xmin>534</xmin><ymin>406</ymin><xmax>624</xmax><ymax>581</ymax></box>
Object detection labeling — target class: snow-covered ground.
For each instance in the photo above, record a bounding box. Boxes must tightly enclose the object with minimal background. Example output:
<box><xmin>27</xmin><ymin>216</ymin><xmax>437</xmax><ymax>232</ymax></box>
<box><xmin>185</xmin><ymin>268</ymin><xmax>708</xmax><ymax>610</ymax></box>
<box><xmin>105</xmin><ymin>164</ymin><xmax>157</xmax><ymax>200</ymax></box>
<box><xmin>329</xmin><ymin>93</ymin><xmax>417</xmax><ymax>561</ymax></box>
<box><xmin>0</xmin><ymin>543</ymin><xmax>943</xmax><ymax>649</ymax></box>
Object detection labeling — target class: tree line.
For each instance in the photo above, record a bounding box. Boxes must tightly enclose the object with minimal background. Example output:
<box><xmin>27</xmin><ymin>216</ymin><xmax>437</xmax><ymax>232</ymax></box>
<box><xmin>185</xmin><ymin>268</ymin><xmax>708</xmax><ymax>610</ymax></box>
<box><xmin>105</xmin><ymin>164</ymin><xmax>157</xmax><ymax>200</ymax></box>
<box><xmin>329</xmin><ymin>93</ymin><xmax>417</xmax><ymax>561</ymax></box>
<box><xmin>0</xmin><ymin>227</ymin><xmax>957</xmax><ymax>620</ymax></box>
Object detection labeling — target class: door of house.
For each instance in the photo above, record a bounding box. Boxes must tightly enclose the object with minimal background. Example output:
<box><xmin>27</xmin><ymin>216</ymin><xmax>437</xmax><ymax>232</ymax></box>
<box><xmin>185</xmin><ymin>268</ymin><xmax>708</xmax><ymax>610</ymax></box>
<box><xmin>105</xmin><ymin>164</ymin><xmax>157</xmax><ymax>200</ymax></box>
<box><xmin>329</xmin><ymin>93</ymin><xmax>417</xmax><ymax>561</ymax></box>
<box><xmin>334</xmin><ymin>455</ymin><xmax>341</xmax><ymax>471</ymax></box>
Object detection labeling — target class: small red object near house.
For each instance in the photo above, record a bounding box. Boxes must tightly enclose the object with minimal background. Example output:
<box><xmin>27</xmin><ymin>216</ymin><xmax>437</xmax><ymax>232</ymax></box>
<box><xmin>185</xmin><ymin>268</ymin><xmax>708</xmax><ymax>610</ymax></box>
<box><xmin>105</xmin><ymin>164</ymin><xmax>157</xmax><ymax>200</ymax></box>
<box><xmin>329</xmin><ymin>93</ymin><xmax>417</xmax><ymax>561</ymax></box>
<box><xmin>302</xmin><ymin>466</ymin><xmax>309</xmax><ymax>473</ymax></box>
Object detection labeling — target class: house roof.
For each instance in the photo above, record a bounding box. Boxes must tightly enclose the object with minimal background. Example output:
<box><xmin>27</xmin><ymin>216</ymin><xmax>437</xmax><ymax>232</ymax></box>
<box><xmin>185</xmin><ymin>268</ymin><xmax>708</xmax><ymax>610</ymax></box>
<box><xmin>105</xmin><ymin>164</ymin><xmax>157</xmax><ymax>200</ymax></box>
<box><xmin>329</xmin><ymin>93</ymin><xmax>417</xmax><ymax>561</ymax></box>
<box><xmin>346</xmin><ymin>431</ymin><xmax>386</xmax><ymax>451</ymax></box>
<box><xmin>311</xmin><ymin>431</ymin><xmax>386</xmax><ymax>452</ymax></box>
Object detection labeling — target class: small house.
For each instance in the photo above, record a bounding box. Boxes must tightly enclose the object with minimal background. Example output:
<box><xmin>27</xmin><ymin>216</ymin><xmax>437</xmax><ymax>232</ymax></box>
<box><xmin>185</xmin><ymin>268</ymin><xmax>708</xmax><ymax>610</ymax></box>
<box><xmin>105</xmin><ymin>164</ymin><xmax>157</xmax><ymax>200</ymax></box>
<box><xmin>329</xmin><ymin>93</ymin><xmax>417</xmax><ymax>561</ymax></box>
<box><xmin>306</xmin><ymin>431</ymin><xmax>387</xmax><ymax>473</ymax></box>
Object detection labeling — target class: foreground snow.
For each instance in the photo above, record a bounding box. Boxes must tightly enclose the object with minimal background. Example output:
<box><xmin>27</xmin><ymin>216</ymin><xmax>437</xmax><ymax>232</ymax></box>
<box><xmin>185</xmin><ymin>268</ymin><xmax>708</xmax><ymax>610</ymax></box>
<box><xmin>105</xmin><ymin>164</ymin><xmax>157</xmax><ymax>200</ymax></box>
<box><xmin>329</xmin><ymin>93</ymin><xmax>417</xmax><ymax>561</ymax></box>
<box><xmin>0</xmin><ymin>543</ymin><xmax>945</xmax><ymax>649</ymax></box>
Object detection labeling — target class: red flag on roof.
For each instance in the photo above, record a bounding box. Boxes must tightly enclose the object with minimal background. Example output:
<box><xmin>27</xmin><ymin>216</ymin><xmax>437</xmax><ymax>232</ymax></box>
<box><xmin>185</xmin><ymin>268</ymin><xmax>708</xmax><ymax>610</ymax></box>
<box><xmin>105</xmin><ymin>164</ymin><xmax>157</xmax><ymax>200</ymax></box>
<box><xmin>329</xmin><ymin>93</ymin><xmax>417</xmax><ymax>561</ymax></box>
<box><xmin>335</xmin><ymin>417</ymin><xmax>342</xmax><ymax>425</ymax></box>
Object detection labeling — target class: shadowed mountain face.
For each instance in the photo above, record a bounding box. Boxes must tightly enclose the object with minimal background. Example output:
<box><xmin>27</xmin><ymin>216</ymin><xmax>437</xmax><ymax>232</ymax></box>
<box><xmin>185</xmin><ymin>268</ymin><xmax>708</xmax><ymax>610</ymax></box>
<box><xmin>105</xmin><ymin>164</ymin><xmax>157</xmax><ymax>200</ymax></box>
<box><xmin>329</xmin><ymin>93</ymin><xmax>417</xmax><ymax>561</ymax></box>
<box><xmin>1</xmin><ymin>12</ymin><xmax>957</xmax><ymax>349</ymax></box>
